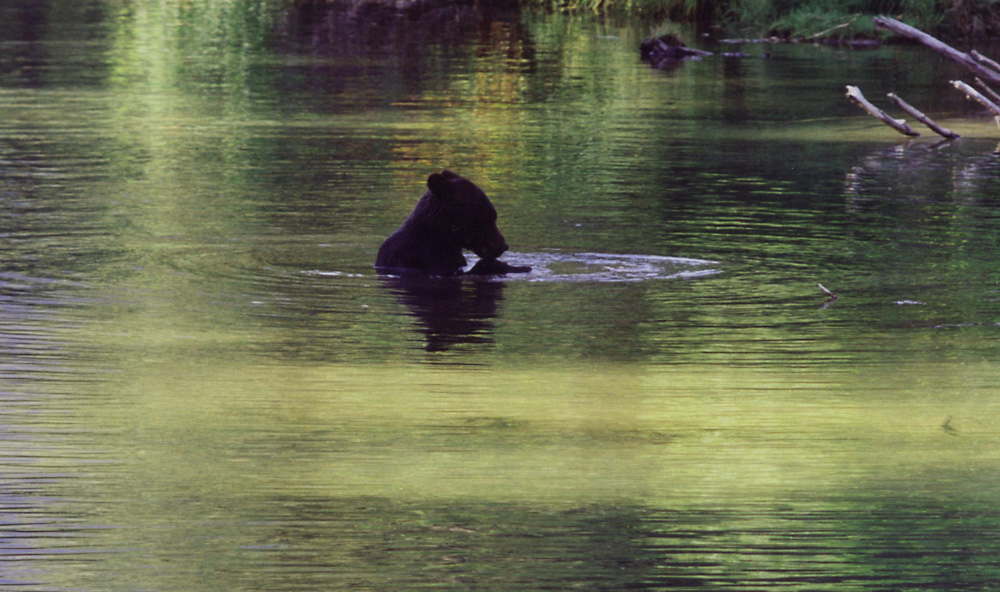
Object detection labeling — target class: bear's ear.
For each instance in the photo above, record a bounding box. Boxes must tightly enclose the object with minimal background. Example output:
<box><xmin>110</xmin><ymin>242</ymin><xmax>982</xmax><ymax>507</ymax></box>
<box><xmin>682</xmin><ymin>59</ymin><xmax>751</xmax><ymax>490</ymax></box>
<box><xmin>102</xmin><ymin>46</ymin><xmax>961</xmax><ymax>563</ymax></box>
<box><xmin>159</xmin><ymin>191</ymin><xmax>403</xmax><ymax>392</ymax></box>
<box><xmin>439</xmin><ymin>169</ymin><xmax>461</xmax><ymax>179</ymax></box>
<box><xmin>427</xmin><ymin>172</ymin><xmax>456</xmax><ymax>200</ymax></box>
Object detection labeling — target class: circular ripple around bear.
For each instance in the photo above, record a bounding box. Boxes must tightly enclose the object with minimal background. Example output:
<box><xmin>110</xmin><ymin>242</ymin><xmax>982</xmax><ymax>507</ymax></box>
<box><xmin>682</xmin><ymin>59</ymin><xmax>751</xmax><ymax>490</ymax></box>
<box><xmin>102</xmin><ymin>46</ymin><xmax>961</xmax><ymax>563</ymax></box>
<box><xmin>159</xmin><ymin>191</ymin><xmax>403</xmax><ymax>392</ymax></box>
<box><xmin>466</xmin><ymin>252</ymin><xmax>720</xmax><ymax>283</ymax></box>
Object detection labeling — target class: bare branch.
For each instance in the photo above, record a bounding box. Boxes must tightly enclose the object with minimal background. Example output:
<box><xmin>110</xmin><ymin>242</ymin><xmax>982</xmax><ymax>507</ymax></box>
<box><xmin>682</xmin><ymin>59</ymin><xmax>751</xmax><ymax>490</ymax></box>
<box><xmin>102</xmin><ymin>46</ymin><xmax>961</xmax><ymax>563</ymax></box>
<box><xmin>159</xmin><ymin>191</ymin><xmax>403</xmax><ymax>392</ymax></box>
<box><xmin>971</xmin><ymin>50</ymin><xmax>1000</xmax><ymax>76</ymax></box>
<box><xmin>952</xmin><ymin>80</ymin><xmax>1000</xmax><ymax>116</ymax></box>
<box><xmin>805</xmin><ymin>16</ymin><xmax>858</xmax><ymax>40</ymax></box>
<box><xmin>887</xmin><ymin>93</ymin><xmax>960</xmax><ymax>138</ymax></box>
<box><xmin>846</xmin><ymin>86</ymin><xmax>920</xmax><ymax>137</ymax></box>
<box><xmin>974</xmin><ymin>77</ymin><xmax>1000</xmax><ymax>105</ymax></box>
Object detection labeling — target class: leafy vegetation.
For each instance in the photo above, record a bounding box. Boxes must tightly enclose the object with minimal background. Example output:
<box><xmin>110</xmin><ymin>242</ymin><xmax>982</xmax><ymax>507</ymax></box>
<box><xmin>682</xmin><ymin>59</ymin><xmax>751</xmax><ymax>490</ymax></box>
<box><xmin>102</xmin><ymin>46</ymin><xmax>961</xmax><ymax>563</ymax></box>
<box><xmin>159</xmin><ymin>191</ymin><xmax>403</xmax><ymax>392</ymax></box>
<box><xmin>523</xmin><ymin>0</ymin><xmax>1000</xmax><ymax>40</ymax></box>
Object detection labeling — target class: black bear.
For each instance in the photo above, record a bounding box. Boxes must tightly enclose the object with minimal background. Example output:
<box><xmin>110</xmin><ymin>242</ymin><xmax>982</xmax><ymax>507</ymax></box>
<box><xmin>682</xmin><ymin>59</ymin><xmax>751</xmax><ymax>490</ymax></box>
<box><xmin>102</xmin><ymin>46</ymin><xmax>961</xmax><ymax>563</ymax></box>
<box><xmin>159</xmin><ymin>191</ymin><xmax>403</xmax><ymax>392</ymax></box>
<box><xmin>376</xmin><ymin>170</ymin><xmax>530</xmax><ymax>276</ymax></box>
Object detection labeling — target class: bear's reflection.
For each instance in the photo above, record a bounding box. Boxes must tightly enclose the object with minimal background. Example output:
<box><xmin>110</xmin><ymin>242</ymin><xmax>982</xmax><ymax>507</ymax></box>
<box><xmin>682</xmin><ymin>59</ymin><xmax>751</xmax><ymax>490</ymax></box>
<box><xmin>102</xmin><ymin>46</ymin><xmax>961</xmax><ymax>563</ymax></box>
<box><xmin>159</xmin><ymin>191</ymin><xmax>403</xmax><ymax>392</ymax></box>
<box><xmin>381</xmin><ymin>275</ymin><xmax>505</xmax><ymax>353</ymax></box>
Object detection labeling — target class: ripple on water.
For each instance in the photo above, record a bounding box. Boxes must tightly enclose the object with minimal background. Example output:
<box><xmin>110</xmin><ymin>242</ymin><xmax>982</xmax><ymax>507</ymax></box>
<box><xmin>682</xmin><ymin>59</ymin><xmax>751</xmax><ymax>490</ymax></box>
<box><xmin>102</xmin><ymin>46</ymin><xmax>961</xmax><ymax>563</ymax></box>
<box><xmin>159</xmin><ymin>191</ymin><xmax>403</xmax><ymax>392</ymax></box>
<box><xmin>467</xmin><ymin>251</ymin><xmax>721</xmax><ymax>283</ymax></box>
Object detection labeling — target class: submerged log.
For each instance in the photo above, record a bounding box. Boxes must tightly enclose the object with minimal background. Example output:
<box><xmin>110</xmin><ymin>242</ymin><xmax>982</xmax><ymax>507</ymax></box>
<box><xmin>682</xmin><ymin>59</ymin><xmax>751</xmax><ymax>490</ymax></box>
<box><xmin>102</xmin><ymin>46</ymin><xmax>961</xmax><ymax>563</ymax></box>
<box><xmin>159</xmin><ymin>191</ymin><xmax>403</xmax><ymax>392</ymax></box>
<box><xmin>873</xmin><ymin>16</ymin><xmax>1000</xmax><ymax>85</ymax></box>
<box><xmin>846</xmin><ymin>86</ymin><xmax>920</xmax><ymax>136</ymax></box>
<box><xmin>887</xmin><ymin>93</ymin><xmax>960</xmax><ymax>138</ymax></box>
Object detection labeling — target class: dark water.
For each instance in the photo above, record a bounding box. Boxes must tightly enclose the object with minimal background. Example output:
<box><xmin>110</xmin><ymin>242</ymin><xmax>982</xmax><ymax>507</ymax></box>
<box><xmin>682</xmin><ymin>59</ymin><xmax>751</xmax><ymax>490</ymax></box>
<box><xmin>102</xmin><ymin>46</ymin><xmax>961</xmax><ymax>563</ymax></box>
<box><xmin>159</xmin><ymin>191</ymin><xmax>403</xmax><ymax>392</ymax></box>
<box><xmin>3</xmin><ymin>1</ymin><xmax>1000</xmax><ymax>590</ymax></box>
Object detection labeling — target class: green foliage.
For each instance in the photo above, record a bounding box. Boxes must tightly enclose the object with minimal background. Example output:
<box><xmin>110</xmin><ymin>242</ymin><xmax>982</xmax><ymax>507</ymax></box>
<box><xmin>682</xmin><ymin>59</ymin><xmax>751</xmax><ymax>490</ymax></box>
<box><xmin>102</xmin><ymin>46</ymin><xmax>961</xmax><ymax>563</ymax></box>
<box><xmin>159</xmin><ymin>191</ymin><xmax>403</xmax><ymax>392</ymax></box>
<box><xmin>760</xmin><ymin>0</ymin><xmax>947</xmax><ymax>38</ymax></box>
<box><xmin>767</xmin><ymin>6</ymin><xmax>873</xmax><ymax>38</ymax></box>
<box><xmin>523</xmin><ymin>0</ymin><xmax>725</xmax><ymax>21</ymax></box>
<box><xmin>526</xmin><ymin>0</ymin><xmax>983</xmax><ymax>39</ymax></box>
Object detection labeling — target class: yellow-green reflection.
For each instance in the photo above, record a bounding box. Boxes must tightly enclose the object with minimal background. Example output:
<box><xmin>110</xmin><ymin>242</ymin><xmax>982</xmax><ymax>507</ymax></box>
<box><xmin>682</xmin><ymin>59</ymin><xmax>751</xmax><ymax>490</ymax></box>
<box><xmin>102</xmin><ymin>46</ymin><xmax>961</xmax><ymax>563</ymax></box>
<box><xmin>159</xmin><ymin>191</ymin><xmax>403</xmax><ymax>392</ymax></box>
<box><xmin>86</xmin><ymin>361</ymin><xmax>1000</xmax><ymax>504</ymax></box>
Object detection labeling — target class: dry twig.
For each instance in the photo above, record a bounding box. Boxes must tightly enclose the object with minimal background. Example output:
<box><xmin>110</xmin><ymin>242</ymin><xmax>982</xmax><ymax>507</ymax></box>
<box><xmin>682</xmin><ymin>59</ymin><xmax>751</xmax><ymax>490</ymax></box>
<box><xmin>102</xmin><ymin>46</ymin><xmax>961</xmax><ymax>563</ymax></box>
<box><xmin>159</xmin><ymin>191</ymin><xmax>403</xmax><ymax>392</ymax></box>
<box><xmin>805</xmin><ymin>16</ymin><xmax>859</xmax><ymax>40</ymax></box>
<box><xmin>887</xmin><ymin>93</ymin><xmax>960</xmax><ymax>139</ymax></box>
<box><xmin>952</xmin><ymin>80</ymin><xmax>1000</xmax><ymax>116</ymax></box>
<box><xmin>846</xmin><ymin>86</ymin><xmax>920</xmax><ymax>136</ymax></box>
<box><xmin>974</xmin><ymin>77</ymin><xmax>1000</xmax><ymax>105</ymax></box>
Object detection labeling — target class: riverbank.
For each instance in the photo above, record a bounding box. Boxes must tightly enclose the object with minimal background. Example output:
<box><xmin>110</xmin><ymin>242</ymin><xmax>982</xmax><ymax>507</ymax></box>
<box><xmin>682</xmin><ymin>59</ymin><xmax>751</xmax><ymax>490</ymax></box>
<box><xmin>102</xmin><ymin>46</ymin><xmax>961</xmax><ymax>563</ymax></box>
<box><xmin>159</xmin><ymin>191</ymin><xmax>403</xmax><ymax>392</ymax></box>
<box><xmin>293</xmin><ymin>0</ymin><xmax>999</xmax><ymax>41</ymax></box>
<box><xmin>520</xmin><ymin>0</ymin><xmax>1000</xmax><ymax>41</ymax></box>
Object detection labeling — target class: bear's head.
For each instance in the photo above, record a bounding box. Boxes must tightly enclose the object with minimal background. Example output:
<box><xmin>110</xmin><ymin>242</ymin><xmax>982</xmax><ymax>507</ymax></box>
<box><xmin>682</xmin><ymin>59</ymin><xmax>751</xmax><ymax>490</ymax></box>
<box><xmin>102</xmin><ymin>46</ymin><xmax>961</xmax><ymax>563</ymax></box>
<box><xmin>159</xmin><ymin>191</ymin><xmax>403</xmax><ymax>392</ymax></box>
<box><xmin>426</xmin><ymin>170</ymin><xmax>509</xmax><ymax>260</ymax></box>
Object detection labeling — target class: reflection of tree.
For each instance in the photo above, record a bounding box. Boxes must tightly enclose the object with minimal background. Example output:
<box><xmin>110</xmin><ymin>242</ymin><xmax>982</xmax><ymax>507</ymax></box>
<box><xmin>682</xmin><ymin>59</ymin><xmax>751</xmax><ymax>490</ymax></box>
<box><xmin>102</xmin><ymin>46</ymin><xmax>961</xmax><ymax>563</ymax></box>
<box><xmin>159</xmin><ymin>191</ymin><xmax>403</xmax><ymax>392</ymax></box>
<box><xmin>275</xmin><ymin>2</ymin><xmax>542</xmax><ymax>185</ymax></box>
<box><xmin>844</xmin><ymin>141</ymin><xmax>1000</xmax><ymax>212</ymax></box>
<box><xmin>839</xmin><ymin>141</ymin><xmax>1000</xmax><ymax>332</ymax></box>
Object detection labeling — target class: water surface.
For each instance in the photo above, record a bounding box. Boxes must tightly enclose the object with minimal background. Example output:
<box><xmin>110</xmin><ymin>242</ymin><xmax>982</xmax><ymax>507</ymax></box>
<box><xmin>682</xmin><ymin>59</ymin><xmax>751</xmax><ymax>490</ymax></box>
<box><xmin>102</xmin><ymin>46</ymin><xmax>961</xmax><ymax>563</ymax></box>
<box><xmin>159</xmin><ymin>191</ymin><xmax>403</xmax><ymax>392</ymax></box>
<box><xmin>2</xmin><ymin>1</ymin><xmax>1000</xmax><ymax>590</ymax></box>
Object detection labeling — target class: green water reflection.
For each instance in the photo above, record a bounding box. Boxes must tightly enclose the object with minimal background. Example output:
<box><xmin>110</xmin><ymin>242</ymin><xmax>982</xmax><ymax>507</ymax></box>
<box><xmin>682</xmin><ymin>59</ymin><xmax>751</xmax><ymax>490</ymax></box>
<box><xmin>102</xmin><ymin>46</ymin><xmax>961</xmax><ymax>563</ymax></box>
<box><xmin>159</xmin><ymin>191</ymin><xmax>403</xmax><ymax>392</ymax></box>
<box><xmin>2</xmin><ymin>0</ymin><xmax>1000</xmax><ymax>590</ymax></box>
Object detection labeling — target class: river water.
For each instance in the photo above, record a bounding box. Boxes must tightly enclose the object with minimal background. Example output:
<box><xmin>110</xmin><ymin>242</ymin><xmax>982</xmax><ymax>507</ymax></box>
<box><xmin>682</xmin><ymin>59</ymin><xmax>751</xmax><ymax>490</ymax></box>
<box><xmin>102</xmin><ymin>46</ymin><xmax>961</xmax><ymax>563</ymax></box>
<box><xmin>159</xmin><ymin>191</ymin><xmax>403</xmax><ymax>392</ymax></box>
<box><xmin>2</xmin><ymin>1</ymin><xmax>1000</xmax><ymax>590</ymax></box>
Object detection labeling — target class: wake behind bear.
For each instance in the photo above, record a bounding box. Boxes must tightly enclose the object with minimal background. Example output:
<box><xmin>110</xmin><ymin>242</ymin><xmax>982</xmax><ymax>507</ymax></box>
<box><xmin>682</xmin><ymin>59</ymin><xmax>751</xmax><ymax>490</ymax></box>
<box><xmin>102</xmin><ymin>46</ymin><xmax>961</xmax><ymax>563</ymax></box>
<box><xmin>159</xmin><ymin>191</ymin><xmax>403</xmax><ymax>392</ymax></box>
<box><xmin>375</xmin><ymin>170</ymin><xmax>531</xmax><ymax>276</ymax></box>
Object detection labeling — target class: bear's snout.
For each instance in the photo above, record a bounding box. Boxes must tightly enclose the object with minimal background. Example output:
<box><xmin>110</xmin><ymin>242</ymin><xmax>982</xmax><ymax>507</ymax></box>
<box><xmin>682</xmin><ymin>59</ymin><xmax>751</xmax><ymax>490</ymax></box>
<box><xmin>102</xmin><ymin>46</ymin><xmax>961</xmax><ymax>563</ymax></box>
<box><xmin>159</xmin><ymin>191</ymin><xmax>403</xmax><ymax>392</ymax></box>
<box><xmin>474</xmin><ymin>234</ymin><xmax>508</xmax><ymax>260</ymax></box>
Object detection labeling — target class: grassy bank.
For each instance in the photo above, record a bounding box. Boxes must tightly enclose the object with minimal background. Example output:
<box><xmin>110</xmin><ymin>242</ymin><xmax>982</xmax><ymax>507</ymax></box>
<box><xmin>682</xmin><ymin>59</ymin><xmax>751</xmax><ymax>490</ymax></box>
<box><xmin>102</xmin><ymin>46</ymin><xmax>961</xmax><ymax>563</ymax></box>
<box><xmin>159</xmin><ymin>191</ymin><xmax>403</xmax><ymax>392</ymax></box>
<box><xmin>523</xmin><ymin>0</ymin><xmax>1000</xmax><ymax>40</ymax></box>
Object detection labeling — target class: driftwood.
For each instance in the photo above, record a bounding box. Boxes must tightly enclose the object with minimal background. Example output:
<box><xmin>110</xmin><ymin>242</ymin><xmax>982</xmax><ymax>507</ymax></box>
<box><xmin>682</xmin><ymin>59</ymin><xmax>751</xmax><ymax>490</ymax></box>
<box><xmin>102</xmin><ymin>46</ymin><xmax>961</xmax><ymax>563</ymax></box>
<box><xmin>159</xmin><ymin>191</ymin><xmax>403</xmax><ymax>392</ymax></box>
<box><xmin>846</xmin><ymin>85</ymin><xmax>920</xmax><ymax>136</ymax></box>
<box><xmin>818</xmin><ymin>283</ymin><xmax>838</xmax><ymax>300</ymax></box>
<box><xmin>887</xmin><ymin>93</ymin><xmax>960</xmax><ymax>138</ymax></box>
<box><xmin>817</xmin><ymin>283</ymin><xmax>838</xmax><ymax>308</ymax></box>
<box><xmin>873</xmin><ymin>16</ymin><xmax>1000</xmax><ymax>85</ymax></box>
<box><xmin>951</xmin><ymin>80</ymin><xmax>1000</xmax><ymax>116</ymax></box>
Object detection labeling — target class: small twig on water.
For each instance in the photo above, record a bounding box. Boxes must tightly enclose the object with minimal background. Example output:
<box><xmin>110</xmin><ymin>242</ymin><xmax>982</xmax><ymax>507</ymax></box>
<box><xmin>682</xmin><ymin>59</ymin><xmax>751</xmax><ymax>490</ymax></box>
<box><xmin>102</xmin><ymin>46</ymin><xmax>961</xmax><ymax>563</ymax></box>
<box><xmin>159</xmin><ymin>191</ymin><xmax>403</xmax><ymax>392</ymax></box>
<box><xmin>818</xmin><ymin>283</ymin><xmax>838</xmax><ymax>300</ymax></box>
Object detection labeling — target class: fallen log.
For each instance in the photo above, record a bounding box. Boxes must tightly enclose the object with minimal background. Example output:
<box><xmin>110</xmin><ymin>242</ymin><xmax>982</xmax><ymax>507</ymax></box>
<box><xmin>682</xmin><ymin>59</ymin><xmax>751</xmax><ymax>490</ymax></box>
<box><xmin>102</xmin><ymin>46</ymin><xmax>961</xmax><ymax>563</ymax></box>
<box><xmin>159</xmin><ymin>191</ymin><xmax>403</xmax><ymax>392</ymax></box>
<box><xmin>872</xmin><ymin>16</ymin><xmax>1000</xmax><ymax>85</ymax></box>
<box><xmin>846</xmin><ymin>85</ymin><xmax>920</xmax><ymax>136</ymax></box>
<box><xmin>887</xmin><ymin>93</ymin><xmax>960</xmax><ymax>138</ymax></box>
<box><xmin>951</xmin><ymin>80</ymin><xmax>1000</xmax><ymax>116</ymax></box>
